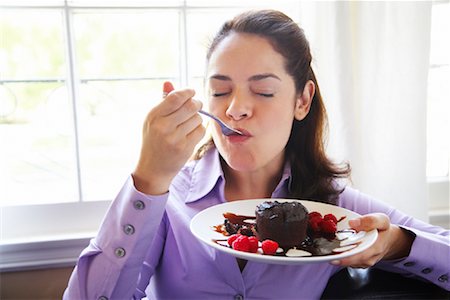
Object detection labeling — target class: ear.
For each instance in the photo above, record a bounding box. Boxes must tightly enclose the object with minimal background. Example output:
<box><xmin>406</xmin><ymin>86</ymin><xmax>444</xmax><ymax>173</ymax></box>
<box><xmin>294</xmin><ymin>80</ymin><xmax>315</xmax><ymax>121</ymax></box>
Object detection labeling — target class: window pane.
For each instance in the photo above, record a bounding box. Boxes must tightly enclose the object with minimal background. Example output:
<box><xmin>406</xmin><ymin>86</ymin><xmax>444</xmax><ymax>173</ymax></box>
<box><xmin>0</xmin><ymin>9</ymin><xmax>78</xmax><ymax>206</ymax></box>
<box><xmin>76</xmin><ymin>79</ymin><xmax>170</xmax><ymax>201</ymax></box>
<box><xmin>72</xmin><ymin>10</ymin><xmax>181</xmax><ymax>201</ymax></box>
<box><xmin>0</xmin><ymin>9</ymin><xmax>65</xmax><ymax>79</ymax></box>
<box><xmin>73</xmin><ymin>10</ymin><xmax>180</xmax><ymax>78</ymax></box>
<box><xmin>427</xmin><ymin>2</ymin><xmax>450</xmax><ymax>178</ymax></box>
<box><xmin>427</xmin><ymin>65</ymin><xmax>450</xmax><ymax>177</ymax></box>
<box><xmin>0</xmin><ymin>83</ymin><xmax>79</xmax><ymax>206</ymax></box>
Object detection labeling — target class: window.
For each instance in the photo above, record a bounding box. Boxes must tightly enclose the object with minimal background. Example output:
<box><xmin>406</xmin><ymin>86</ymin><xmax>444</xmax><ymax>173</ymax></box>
<box><xmin>427</xmin><ymin>1</ymin><xmax>449</xmax><ymax>179</ymax></box>
<box><xmin>427</xmin><ymin>0</ymin><xmax>449</xmax><ymax>228</ymax></box>
<box><xmin>0</xmin><ymin>0</ymin><xmax>447</xmax><ymax>270</ymax></box>
<box><xmin>0</xmin><ymin>0</ymin><xmax>302</xmax><ymax>270</ymax></box>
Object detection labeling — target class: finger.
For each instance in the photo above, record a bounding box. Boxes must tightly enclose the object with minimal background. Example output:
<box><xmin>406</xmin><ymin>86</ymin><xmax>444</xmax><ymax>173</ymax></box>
<box><xmin>158</xmin><ymin>88</ymin><xmax>197</xmax><ymax>116</ymax></box>
<box><xmin>165</xmin><ymin>98</ymin><xmax>203</xmax><ymax>126</ymax></box>
<box><xmin>175</xmin><ymin>113</ymin><xmax>204</xmax><ymax>137</ymax></box>
<box><xmin>349</xmin><ymin>213</ymin><xmax>390</xmax><ymax>232</ymax></box>
<box><xmin>185</xmin><ymin>122</ymin><xmax>207</xmax><ymax>147</ymax></box>
<box><xmin>163</xmin><ymin>81</ymin><xmax>175</xmax><ymax>97</ymax></box>
<box><xmin>333</xmin><ymin>252</ymin><xmax>381</xmax><ymax>268</ymax></box>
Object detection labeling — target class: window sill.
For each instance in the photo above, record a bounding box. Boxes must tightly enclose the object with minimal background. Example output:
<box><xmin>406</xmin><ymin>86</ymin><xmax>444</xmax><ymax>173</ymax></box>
<box><xmin>0</xmin><ymin>233</ymin><xmax>94</xmax><ymax>272</ymax></box>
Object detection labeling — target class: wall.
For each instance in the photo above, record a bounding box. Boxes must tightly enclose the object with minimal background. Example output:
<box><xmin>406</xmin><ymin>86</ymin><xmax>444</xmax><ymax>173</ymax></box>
<box><xmin>0</xmin><ymin>267</ymin><xmax>73</xmax><ymax>300</ymax></box>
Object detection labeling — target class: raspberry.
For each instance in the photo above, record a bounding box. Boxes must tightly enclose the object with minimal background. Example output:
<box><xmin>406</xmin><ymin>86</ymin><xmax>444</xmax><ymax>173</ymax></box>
<box><xmin>309</xmin><ymin>211</ymin><xmax>322</xmax><ymax>220</ymax></box>
<box><xmin>323</xmin><ymin>213</ymin><xmax>338</xmax><ymax>224</ymax></box>
<box><xmin>261</xmin><ymin>239</ymin><xmax>279</xmax><ymax>255</ymax></box>
<box><xmin>309</xmin><ymin>216</ymin><xmax>322</xmax><ymax>232</ymax></box>
<box><xmin>227</xmin><ymin>234</ymin><xmax>239</xmax><ymax>247</ymax></box>
<box><xmin>248</xmin><ymin>236</ymin><xmax>259</xmax><ymax>253</ymax></box>
<box><xmin>319</xmin><ymin>219</ymin><xmax>337</xmax><ymax>234</ymax></box>
<box><xmin>232</xmin><ymin>235</ymin><xmax>251</xmax><ymax>252</ymax></box>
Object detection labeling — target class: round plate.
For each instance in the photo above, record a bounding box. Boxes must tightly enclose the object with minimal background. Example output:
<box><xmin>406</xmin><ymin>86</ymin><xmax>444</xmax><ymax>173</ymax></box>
<box><xmin>190</xmin><ymin>199</ymin><xmax>378</xmax><ymax>265</ymax></box>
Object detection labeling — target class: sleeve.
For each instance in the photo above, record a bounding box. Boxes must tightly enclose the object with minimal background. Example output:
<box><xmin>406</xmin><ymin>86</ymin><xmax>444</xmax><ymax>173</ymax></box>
<box><xmin>63</xmin><ymin>176</ymin><xmax>169</xmax><ymax>300</ymax></box>
<box><xmin>338</xmin><ymin>187</ymin><xmax>450</xmax><ymax>291</ymax></box>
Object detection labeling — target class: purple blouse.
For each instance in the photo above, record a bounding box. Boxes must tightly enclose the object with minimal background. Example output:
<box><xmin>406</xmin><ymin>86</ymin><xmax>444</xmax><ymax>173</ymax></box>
<box><xmin>64</xmin><ymin>147</ymin><xmax>450</xmax><ymax>299</ymax></box>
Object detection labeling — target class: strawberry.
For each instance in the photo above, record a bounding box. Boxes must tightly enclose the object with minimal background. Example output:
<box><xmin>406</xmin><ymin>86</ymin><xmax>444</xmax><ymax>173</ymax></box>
<box><xmin>323</xmin><ymin>213</ymin><xmax>338</xmax><ymax>224</ymax></box>
<box><xmin>248</xmin><ymin>236</ymin><xmax>259</xmax><ymax>253</ymax></box>
<box><xmin>232</xmin><ymin>235</ymin><xmax>251</xmax><ymax>252</ymax></box>
<box><xmin>227</xmin><ymin>234</ymin><xmax>239</xmax><ymax>247</ymax></box>
<box><xmin>261</xmin><ymin>239</ymin><xmax>279</xmax><ymax>255</ymax></box>
<box><xmin>319</xmin><ymin>219</ymin><xmax>337</xmax><ymax>234</ymax></box>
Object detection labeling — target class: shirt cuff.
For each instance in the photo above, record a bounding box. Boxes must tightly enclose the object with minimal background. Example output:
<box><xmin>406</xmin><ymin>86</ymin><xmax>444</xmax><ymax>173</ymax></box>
<box><xmin>380</xmin><ymin>225</ymin><xmax>449</xmax><ymax>291</ymax></box>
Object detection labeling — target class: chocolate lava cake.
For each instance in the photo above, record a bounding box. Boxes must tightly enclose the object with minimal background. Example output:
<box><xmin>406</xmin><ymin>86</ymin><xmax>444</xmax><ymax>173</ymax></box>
<box><xmin>255</xmin><ymin>201</ymin><xmax>309</xmax><ymax>249</ymax></box>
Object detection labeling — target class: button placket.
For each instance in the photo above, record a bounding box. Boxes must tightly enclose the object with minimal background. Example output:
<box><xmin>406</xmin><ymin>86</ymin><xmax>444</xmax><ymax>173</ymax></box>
<box><xmin>123</xmin><ymin>224</ymin><xmax>135</xmax><ymax>235</ymax></box>
<box><xmin>114</xmin><ymin>247</ymin><xmax>126</xmax><ymax>258</ymax></box>
<box><xmin>134</xmin><ymin>200</ymin><xmax>145</xmax><ymax>210</ymax></box>
<box><xmin>234</xmin><ymin>294</ymin><xmax>244</xmax><ymax>300</ymax></box>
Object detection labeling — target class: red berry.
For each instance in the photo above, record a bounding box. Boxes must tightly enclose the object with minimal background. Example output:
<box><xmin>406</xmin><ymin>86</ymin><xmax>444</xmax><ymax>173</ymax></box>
<box><xmin>319</xmin><ymin>219</ymin><xmax>337</xmax><ymax>234</ymax></box>
<box><xmin>248</xmin><ymin>236</ymin><xmax>259</xmax><ymax>253</ymax></box>
<box><xmin>232</xmin><ymin>235</ymin><xmax>251</xmax><ymax>252</ymax></box>
<box><xmin>323</xmin><ymin>213</ymin><xmax>338</xmax><ymax>224</ymax></box>
<box><xmin>261</xmin><ymin>239</ymin><xmax>279</xmax><ymax>255</ymax></box>
<box><xmin>309</xmin><ymin>216</ymin><xmax>322</xmax><ymax>232</ymax></box>
<box><xmin>227</xmin><ymin>234</ymin><xmax>239</xmax><ymax>247</ymax></box>
<box><xmin>309</xmin><ymin>211</ymin><xmax>322</xmax><ymax>220</ymax></box>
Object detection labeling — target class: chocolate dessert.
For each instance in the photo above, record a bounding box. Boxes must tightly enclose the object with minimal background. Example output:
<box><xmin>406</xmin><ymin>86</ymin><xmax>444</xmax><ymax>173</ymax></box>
<box><xmin>255</xmin><ymin>201</ymin><xmax>309</xmax><ymax>249</ymax></box>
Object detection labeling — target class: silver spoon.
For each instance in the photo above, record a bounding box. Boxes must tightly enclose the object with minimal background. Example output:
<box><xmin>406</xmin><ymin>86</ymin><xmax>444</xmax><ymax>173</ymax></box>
<box><xmin>199</xmin><ymin>110</ymin><xmax>243</xmax><ymax>136</ymax></box>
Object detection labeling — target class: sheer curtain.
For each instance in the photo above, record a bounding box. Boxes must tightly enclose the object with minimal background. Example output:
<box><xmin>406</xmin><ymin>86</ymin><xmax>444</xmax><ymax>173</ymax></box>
<box><xmin>300</xmin><ymin>1</ymin><xmax>432</xmax><ymax>221</ymax></box>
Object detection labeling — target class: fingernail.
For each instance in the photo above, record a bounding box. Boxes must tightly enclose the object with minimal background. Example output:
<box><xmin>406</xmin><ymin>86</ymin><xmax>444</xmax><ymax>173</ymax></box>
<box><xmin>331</xmin><ymin>260</ymin><xmax>341</xmax><ymax>265</ymax></box>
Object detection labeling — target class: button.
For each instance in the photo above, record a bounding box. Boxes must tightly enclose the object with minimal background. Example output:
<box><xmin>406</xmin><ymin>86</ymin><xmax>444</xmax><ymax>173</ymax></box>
<box><xmin>133</xmin><ymin>200</ymin><xmax>145</xmax><ymax>210</ymax></box>
<box><xmin>114</xmin><ymin>247</ymin><xmax>126</xmax><ymax>258</ymax></box>
<box><xmin>123</xmin><ymin>224</ymin><xmax>135</xmax><ymax>235</ymax></box>
<box><xmin>421</xmin><ymin>268</ymin><xmax>433</xmax><ymax>274</ymax></box>
<box><xmin>98</xmin><ymin>297</ymin><xmax>108</xmax><ymax>300</ymax></box>
<box><xmin>438</xmin><ymin>274</ymin><xmax>448</xmax><ymax>283</ymax></box>
<box><xmin>234</xmin><ymin>294</ymin><xmax>244</xmax><ymax>300</ymax></box>
<box><xmin>403</xmin><ymin>261</ymin><xmax>415</xmax><ymax>267</ymax></box>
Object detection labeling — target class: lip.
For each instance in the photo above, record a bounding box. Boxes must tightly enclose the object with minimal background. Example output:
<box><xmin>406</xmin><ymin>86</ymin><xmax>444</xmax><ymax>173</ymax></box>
<box><xmin>225</xmin><ymin>128</ymin><xmax>252</xmax><ymax>142</ymax></box>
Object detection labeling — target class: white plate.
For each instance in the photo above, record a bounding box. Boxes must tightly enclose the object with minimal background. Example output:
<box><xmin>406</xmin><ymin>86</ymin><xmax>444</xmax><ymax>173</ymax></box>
<box><xmin>190</xmin><ymin>199</ymin><xmax>378</xmax><ymax>265</ymax></box>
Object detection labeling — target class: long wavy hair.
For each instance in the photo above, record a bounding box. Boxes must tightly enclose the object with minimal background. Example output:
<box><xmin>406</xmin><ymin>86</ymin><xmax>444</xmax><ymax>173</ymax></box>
<box><xmin>194</xmin><ymin>10</ymin><xmax>350</xmax><ymax>204</ymax></box>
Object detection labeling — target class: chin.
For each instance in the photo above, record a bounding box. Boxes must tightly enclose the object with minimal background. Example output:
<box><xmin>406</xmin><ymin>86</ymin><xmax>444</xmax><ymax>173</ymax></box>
<box><xmin>222</xmin><ymin>152</ymin><xmax>257</xmax><ymax>172</ymax></box>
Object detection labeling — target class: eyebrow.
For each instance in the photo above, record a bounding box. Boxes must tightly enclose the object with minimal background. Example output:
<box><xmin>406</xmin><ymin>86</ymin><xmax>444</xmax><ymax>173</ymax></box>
<box><xmin>208</xmin><ymin>73</ymin><xmax>281</xmax><ymax>82</ymax></box>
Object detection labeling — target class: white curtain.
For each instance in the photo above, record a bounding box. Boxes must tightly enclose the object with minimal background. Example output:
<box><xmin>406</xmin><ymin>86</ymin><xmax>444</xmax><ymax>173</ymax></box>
<box><xmin>299</xmin><ymin>1</ymin><xmax>432</xmax><ymax>221</ymax></box>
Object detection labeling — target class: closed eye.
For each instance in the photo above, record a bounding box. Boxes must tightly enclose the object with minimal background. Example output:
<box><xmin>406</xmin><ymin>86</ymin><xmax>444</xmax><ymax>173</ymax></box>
<box><xmin>258</xmin><ymin>93</ymin><xmax>274</xmax><ymax>98</ymax></box>
<box><xmin>212</xmin><ymin>92</ymin><xmax>230</xmax><ymax>97</ymax></box>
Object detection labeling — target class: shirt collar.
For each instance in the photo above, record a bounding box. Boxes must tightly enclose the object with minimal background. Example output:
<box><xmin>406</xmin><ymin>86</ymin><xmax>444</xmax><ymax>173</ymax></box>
<box><xmin>184</xmin><ymin>147</ymin><xmax>292</xmax><ymax>203</ymax></box>
<box><xmin>185</xmin><ymin>147</ymin><xmax>224</xmax><ymax>203</ymax></box>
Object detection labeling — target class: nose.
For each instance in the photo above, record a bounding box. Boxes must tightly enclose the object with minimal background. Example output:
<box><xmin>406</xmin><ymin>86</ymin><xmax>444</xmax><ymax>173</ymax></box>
<box><xmin>225</xmin><ymin>93</ymin><xmax>251</xmax><ymax>121</ymax></box>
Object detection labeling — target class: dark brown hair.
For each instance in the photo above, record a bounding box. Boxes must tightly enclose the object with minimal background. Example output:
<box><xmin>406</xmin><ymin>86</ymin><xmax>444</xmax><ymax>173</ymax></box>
<box><xmin>197</xmin><ymin>10</ymin><xmax>350</xmax><ymax>204</ymax></box>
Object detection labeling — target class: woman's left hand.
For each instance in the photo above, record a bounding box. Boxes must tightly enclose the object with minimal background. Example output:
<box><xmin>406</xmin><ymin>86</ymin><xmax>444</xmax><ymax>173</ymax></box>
<box><xmin>331</xmin><ymin>213</ymin><xmax>414</xmax><ymax>268</ymax></box>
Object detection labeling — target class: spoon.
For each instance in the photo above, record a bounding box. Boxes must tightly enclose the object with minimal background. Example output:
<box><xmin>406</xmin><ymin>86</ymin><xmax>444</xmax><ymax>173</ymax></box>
<box><xmin>199</xmin><ymin>110</ymin><xmax>243</xmax><ymax>136</ymax></box>
<box><xmin>162</xmin><ymin>91</ymin><xmax>242</xmax><ymax>136</ymax></box>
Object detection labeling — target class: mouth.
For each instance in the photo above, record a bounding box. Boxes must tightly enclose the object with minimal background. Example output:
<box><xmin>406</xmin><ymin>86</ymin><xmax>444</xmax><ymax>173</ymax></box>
<box><xmin>232</xmin><ymin>128</ymin><xmax>251</xmax><ymax>137</ymax></box>
<box><xmin>225</xmin><ymin>128</ymin><xmax>252</xmax><ymax>141</ymax></box>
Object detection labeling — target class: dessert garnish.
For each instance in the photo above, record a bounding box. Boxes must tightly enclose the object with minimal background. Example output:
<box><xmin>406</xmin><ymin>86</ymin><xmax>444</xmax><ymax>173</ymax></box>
<box><xmin>212</xmin><ymin>201</ymin><xmax>366</xmax><ymax>258</ymax></box>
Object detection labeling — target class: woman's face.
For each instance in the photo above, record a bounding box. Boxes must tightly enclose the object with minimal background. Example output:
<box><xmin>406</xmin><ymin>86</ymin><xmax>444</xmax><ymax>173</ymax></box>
<box><xmin>206</xmin><ymin>32</ymin><xmax>303</xmax><ymax>173</ymax></box>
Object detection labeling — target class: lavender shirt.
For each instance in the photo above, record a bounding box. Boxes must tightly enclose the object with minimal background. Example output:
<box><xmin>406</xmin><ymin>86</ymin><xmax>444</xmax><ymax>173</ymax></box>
<box><xmin>64</xmin><ymin>147</ymin><xmax>450</xmax><ymax>299</ymax></box>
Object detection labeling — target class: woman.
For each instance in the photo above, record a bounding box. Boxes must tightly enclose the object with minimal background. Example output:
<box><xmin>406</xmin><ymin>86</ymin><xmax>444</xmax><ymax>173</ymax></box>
<box><xmin>64</xmin><ymin>10</ymin><xmax>449</xmax><ymax>299</ymax></box>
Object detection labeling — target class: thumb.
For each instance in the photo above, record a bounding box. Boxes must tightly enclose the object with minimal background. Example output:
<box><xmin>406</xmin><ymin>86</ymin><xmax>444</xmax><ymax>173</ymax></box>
<box><xmin>163</xmin><ymin>81</ymin><xmax>175</xmax><ymax>97</ymax></box>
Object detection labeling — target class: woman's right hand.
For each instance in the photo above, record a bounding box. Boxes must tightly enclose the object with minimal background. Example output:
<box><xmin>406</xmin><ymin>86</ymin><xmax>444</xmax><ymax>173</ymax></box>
<box><xmin>132</xmin><ymin>81</ymin><xmax>206</xmax><ymax>195</ymax></box>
